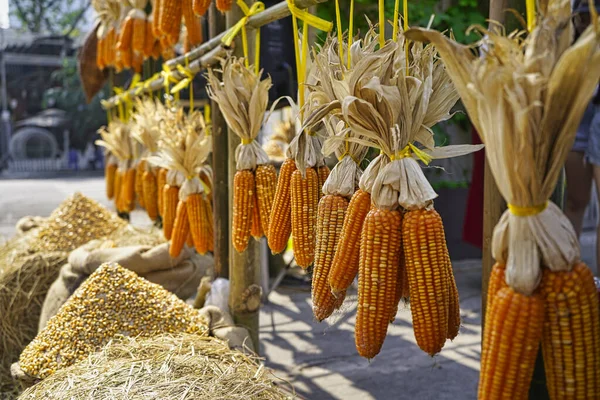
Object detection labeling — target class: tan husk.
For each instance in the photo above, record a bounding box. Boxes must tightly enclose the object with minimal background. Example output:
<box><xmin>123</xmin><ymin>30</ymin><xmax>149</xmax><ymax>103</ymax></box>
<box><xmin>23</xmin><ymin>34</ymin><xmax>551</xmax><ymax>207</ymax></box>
<box><xmin>406</xmin><ymin>0</ymin><xmax>600</xmax><ymax>294</ymax></box>
<box><xmin>206</xmin><ymin>57</ymin><xmax>271</xmax><ymax>171</ymax></box>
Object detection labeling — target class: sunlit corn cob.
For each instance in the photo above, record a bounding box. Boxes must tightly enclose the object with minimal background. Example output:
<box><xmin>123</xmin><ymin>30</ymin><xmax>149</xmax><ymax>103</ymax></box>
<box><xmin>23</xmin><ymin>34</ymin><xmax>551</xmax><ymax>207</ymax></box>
<box><xmin>312</xmin><ymin>195</ymin><xmax>348</xmax><ymax>321</ymax></box>
<box><xmin>170</xmin><ymin>201</ymin><xmax>190</xmax><ymax>258</ymax></box>
<box><xmin>157</xmin><ymin>168</ymin><xmax>168</xmax><ymax>216</ymax></box>
<box><xmin>232</xmin><ymin>170</ymin><xmax>254</xmax><ymax>252</ymax></box>
<box><xmin>317</xmin><ymin>165</ymin><xmax>330</xmax><ymax>200</ymax></box>
<box><xmin>105</xmin><ymin>162</ymin><xmax>117</xmax><ymax>200</ymax></box>
<box><xmin>152</xmin><ymin>0</ymin><xmax>162</xmax><ymax>37</ymax></box>
<box><xmin>123</xmin><ymin>167</ymin><xmax>137</xmax><ymax>212</ymax></box>
<box><xmin>540</xmin><ymin>262</ymin><xmax>600</xmax><ymax>399</ymax></box>
<box><xmin>135</xmin><ymin>160</ymin><xmax>146</xmax><ymax>209</ymax></box>
<box><xmin>187</xmin><ymin>193</ymin><xmax>209</xmax><ymax>254</ymax></box>
<box><xmin>446</xmin><ymin>267</ymin><xmax>460</xmax><ymax>340</ymax></box>
<box><xmin>216</xmin><ymin>0</ymin><xmax>233</xmax><ymax>12</ymax></box>
<box><xmin>403</xmin><ymin>208</ymin><xmax>450</xmax><ymax>355</ymax></box>
<box><xmin>114</xmin><ymin>169</ymin><xmax>123</xmax><ymax>212</ymax></box>
<box><xmin>143</xmin><ymin>170</ymin><xmax>159</xmax><ymax>221</ymax></box>
<box><xmin>133</xmin><ymin>47</ymin><xmax>144</xmax><ymax>73</ymax></box>
<box><xmin>183</xmin><ymin>0</ymin><xmax>203</xmax><ymax>48</ymax></box>
<box><xmin>132</xmin><ymin>15</ymin><xmax>146</xmax><ymax>55</ymax></box>
<box><xmin>193</xmin><ymin>0</ymin><xmax>211</xmax><ymax>15</ymax></box>
<box><xmin>161</xmin><ymin>41</ymin><xmax>176</xmax><ymax>60</ymax></box>
<box><xmin>328</xmin><ymin>189</ymin><xmax>371</xmax><ymax>296</ymax></box>
<box><xmin>389</xmin><ymin>249</ymin><xmax>406</xmax><ymax>323</ymax></box>
<box><xmin>104</xmin><ymin>29</ymin><xmax>116</xmax><ymax>67</ymax></box>
<box><xmin>203</xmin><ymin>194</ymin><xmax>214</xmax><ymax>252</ymax></box>
<box><xmin>268</xmin><ymin>158</ymin><xmax>296</xmax><ymax>254</ymax></box>
<box><xmin>251</xmin><ymin>191</ymin><xmax>263</xmax><ymax>240</ymax></box>
<box><xmin>96</xmin><ymin>36</ymin><xmax>105</xmax><ymax>69</ymax></box>
<box><xmin>158</xmin><ymin>0</ymin><xmax>182</xmax><ymax>47</ymax></box>
<box><xmin>356</xmin><ymin>208</ymin><xmax>402</xmax><ymax>359</ymax></box>
<box><xmin>143</xmin><ymin>18</ymin><xmax>155</xmax><ymax>58</ymax></box>
<box><xmin>485</xmin><ymin>263</ymin><xmax>507</xmax><ymax>322</ymax></box>
<box><xmin>117</xmin><ymin>17</ymin><xmax>134</xmax><ymax>52</ymax></box>
<box><xmin>152</xmin><ymin>40</ymin><xmax>162</xmax><ymax>60</ymax></box>
<box><xmin>163</xmin><ymin>185</ymin><xmax>180</xmax><ymax>240</ymax></box>
<box><xmin>18</xmin><ymin>263</ymin><xmax>208</xmax><ymax>379</ymax></box>
<box><xmin>255</xmin><ymin>164</ymin><xmax>277</xmax><ymax>236</ymax></box>
<box><xmin>478</xmin><ymin>287</ymin><xmax>544</xmax><ymax>400</ymax></box>
<box><xmin>290</xmin><ymin>168</ymin><xmax>319</xmax><ymax>268</ymax></box>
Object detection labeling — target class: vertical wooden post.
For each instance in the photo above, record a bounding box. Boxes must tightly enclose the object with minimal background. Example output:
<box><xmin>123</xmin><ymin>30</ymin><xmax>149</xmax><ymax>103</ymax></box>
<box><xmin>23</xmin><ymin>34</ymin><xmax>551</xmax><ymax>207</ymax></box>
<box><xmin>226</xmin><ymin>1</ymin><xmax>262</xmax><ymax>353</ymax></box>
<box><xmin>209</xmin><ymin>3</ymin><xmax>230</xmax><ymax>279</ymax></box>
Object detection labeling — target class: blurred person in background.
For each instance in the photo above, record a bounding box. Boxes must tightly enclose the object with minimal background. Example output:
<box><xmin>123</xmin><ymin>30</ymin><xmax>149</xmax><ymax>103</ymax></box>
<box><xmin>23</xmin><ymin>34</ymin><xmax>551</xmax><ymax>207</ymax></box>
<box><xmin>565</xmin><ymin>0</ymin><xmax>600</xmax><ymax>271</ymax></box>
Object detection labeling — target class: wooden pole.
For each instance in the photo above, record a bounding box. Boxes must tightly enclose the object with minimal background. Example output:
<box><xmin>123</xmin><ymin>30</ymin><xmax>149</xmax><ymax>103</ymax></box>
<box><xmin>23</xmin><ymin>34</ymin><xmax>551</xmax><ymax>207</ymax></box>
<box><xmin>209</xmin><ymin>3</ymin><xmax>230</xmax><ymax>279</ymax></box>
<box><xmin>227</xmin><ymin>0</ymin><xmax>262</xmax><ymax>353</ymax></box>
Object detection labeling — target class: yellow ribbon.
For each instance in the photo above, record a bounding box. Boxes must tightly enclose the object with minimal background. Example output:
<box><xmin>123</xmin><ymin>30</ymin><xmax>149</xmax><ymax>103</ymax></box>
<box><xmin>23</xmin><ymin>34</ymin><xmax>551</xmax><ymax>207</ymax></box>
<box><xmin>171</xmin><ymin>64</ymin><xmax>196</xmax><ymax>110</ymax></box>
<box><xmin>348</xmin><ymin>0</ymin><xmax>354</xmax><ymax>68</ymax></box>
<box><xmin>162</xmin><ymin>64</ymin><xmax>180</xmax><ymax>104</ymax></box>
<box><xmin>526</xmin><ymin>0</ymin><xmax>535</xmax><ymax>32</ymax></box>
<box><xmin>221</xmin><ymin>0</ymin><xmax>265</xmax><ymax>75</ymax></box>
<box><xmin>389</xmin><ymin>143</ymin><xmax>432</xmax><ymax>165</ymax></box>
<box><xmin>241</xmin><ymin>138</ymin><xmax>254</xmax><ymax>145</ymax></box>
<box><xmin>507</xmin><ymin>202</ymin><xmax>547</xmax><ymax>217</ymax></box>
<box><xmin>113</xmin><ymin>87</ymin><xmax>126</xmax><ymax>121</ymax></box>
<box><xmin>403</xmin><ymin>0</ymin><xmax>409</xmax><ymax>72</ymax></box>
<box><xmin>379</xmin><ymin>0</ymin><xmax>385</xmax><ymax>47</ymax></box>
<box><xmin>334</xmin><ymin>0</ymin><xmax>343</xmax><ymax>66</ymax></box>
<box><xmin>286</xmin><ymin>0</ymin><xmax>333</xmax><ymax>32</ymax></box>
<box><xmin>204</xmin><ymin>103</ymin><xmax>211</xmax><ymax>125</ymax></box>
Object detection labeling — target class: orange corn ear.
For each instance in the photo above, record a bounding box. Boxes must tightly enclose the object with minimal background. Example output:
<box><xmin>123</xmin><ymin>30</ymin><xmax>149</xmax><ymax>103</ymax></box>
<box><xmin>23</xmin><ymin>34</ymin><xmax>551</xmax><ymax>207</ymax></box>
<box><xmin>132</xmin><ymin>16</ymin><xmax>146</xmax><ymax>55</ymax></box>
<box><xmin>203</xmin><ymin>194</ymin><xmax>214</xmax><ymax>252</ymax></box>
<box><xmin>157</xmin><ymin>168</ymin><xmax>168</xmax><ymax>216</ymax></box>
<box><xmin>143</xmin><ymin>19</ymin><xmax>155</xmax><ymax>58</ymax></box>
<box><xmin>105</xmin><ymin>163</ymin><xmax>117</xmax><ymax>200</ymax></box>
<box><xmin>193</xmin><ymin>0</ymin><xmax>211</xmax><ymax>15</ymax></box>
<box><xmin>251</xmin><ymin>192</ymin><xmax>263</xmax><ymax>240</ymax></box>
<box><xmin>163</xmin><ymin>185</ymin><xmax>180</xmax><ymax>240</ymax></box>
<box><xmin>96</xmin><ymin>36</ymin><xmax>105</xmax><ymax>69</ymax></box>
<box><xmin>232</xmin><ymin>170</ymin><xmax>255</xmax><ymax>252</ymax></box>
<box><xmin>158</xmin><ymin>0</ymin><xmax>182</xmax><ymax>47</ymax></box>
<box><xmin>152</xmin><ymin>0</ymin><xmax>162</xmax><ymax>38</ymax></box>
<box><xmin>169</xmin><ymin>201</ymin><xmax>190</xmax><ymax>258</ymax></box>
<box><xmin>446</xmin><ymin>268</ymin><xmax>460</xmax><ymax>340</ymax></box>
<box><xmin>186</xmin><ymin>232</ymin><xmax>194</xmax><ymax>247</ymax></box>
<box><xmin>317</xmin><ymin>165</ymin><xmax>330</xmax><ymax>200</ymax></box>
<box><xmin>268</xmin><ymin>158</ymin><xmax>296</xmax><ymax>254</ymax></box>
<box><xmin>104</xmin><ymin>29</ymin><xmax>116</xmax><ymax>67</ymax></box>
<box><xmin>114</xmin><ymin>170</ymin><xmax>123</xmax><ymax>212</ymax></box>
<box><xmin>187</xmin><ymin>193</ymin><xmax>209</xmax><ymax>254</ymax></box>
<box><xmin>478</xmin><ymin>287</ymin><xmax>544</xmax><ymax>400</ymax></box>
<box><xmin>216</xmin><ymin>0</ymin><xmax>233</xmax><ymax>12</ymax></box>
<box><xmin>135</xmin><ymin>161</ymin><xmax>146</xmax><ymax>209</ymax></box>
<box><xmin>152</xmin><ymin>40</ymin><xmax>162</xmax><ymax>60</ymax></box>
<box><xmin>485</xmin><ymin>263</ymin><xmax>507</xmax><ymax>321</ymax></box>
<box><xmin>328</xmin><ymin>189</ymin><xmax>370</xmax><ymax>296</ymax></box>
<box><xmin>255</xmin><ymin>164</ymin><xmax>277</xmax><ymax>235</ymax></box>
<box><xmin>540</xmin><ymin>262</ymin><xmax>600</xmax><ymax>399</ymax></box>
<box><xmin>403</xmin><ymin>208</ymin><xmax>450</xmax><ymax>356</ymax></box>
<box><xmin>183</xmin><ymin>0</ymin><xmax>203</xmax><ymax>47</ymax></box>
<box><xmin>161</xmin><ymin>43</ymin><xmax>176</xmax><ymax>61</ymax></box>
<box><xmin>390</xmin><ymin>248</ymin><xmax>406</xmax><ymax>323</ymax></box>
<box><xmin>117</xmin><ymin>17</ymin><xmax>134</xmax><ymax>51</ymax></box>
<box><xmin>356</xmin><ymin>208</ymin><xmax>402</xmax><ymax>359</ymax></box>
<box><xmin>312</xmin><ymin>195</ymin><xmax>348</xmax><ymax>321</ymax></box>
<box><xmin>400</xmin><ymin>257</ymin><xmax>409</xmax><ymax>299</ymax></box>
<box><xmin>123</xmin><ymin>168</ymin><xmax>137</xmax><ymax>212</ymax></box>
<box><xmin>143</xmin><ymin>170</ymin><xmax>159</xmax><ymax>221</ymax></box>
<box><xmin>132</xmin><ymin>50</ymin><xmax>144</xmax><ymax>74</ymax></box>
<box><xmin>290</xmin><ymin>168</ymin><xmax>319</xmax><ymax>268</ymax></box>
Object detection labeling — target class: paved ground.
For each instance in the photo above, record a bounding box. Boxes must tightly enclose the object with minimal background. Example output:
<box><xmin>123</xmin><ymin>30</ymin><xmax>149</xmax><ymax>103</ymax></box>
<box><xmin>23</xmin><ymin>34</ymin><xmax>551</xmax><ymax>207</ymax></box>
<box><xmin>0</xmin><ymin>174</ymin><xmax>597</xmax><ymax>399</ymax></box>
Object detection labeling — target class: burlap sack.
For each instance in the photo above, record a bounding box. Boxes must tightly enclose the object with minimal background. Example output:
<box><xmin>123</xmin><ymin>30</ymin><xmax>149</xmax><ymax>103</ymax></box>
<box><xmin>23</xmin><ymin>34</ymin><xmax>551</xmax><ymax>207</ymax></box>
<box><xmin>197</xmin><ymin>305</ymin><xmax>254</xmax><ymax>353</ymax></box>
<box><xmin>15</xmin><ymin>216</ymin><xmax>46</xmax><ymax>235</ymax></box>
<box><xmin>39</xmin><ymin>241</ymin><xmax>213</xmax><ymax>331</ymax></box>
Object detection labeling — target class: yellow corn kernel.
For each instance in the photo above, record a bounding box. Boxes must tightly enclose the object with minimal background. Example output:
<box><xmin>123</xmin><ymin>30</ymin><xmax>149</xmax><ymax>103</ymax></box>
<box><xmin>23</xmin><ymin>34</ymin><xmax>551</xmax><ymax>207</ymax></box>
<box><xmin>187</xmin><ymin>193</ymin><xmax>209</xmax><ymax>254</ymax></box>
<box><xmin>169</xmin><ymin>201</ymin><xmax>189</xmax><ymax>258</ymax></box>
<box><xmin>193</xmin><ymin>0</ymin><xmax>211</xmax><ymax>16</ymax></box>
<box><xmin>135</xmin><ymin>160</ymin><xmax>146</xmax><ymax>209</ymax></box>
<box><xmin>143</xmin><ymin>170</ymin><xmax>159</xmax><ymax>221</ymax></box>
<box><xmin>255</xmin><ymin>164</ymin><xmax>277</xmax><ymax>236</ymax></box>
<box><xmin>132</xmin><ymin>15</ymin><xmax>146</xmax><ymax>55</ymax></box>
<box><xmin>216</xmin><ymin>0</ymin><xmax>233</xmax><ymax>12</ymax></box>
<box><xmin>232</xmin><ymin>170</ymin><xmax>254</xmax><ymax>253</ymax></box>
<box><xmin>317</xmin><ymin>165</ymin><xmax>330</xmax><ymax>200</ymax></box>
<box><xmin>250</xmin><ymin>191</ymin><xmax>263</xmax><ymax>240</ymax></box>
<box><xmin>290</xmin><ymin>168</ymin><xmax>319</xmax><ymax>268</ymax></box>
<box><xmin>157</xmin><ymin>168</ymin><xmax>168</xmax><ymax>216</ymax></box>
<box><xmin>268</xmin><ymin>158</ymin><xmax>296</xmax><ymax>254</ymax></box>
<box><xmin>105</xmin><ymin>162</ymin><xmax>117</xmax><ymax>200</ymax></box>
<box><xmin>183</xmin><ymin>0</ymin><xmax>203</xmax><ymax>48</ymax></box>
<box><xmin>163</xmin><ymin>185</ymin><xmax>179</xmax><ymax>240</ymax></box>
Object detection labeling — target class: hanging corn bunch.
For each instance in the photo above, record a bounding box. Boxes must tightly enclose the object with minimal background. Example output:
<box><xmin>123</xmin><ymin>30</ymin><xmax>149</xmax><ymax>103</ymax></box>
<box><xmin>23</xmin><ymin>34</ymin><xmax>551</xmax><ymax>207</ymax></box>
<box><xmin>157</xmin><ymin>0</ymin><xmax>183</xmax><ymax>47</ymax></box>
<box><xmin>183</xmin><ymin>0</ymin><xmax>203</xmax><ymax>49</ymax></box>
<box><xmin>129</xmin><ymin>0</ymin><xmax>148</xmax><ymax>56</ymax></box>
<box><xmin>92</xmin><ymin>0</ymin><xmax>121</xmax><ymax>69</ymax></box>
<box><xmin>407</xmin><ymin>0</ymin><xmax>600</xmax><ymax>396</ymax></box>
<box><xmin>116</xmin><ymin>2</ymin><xmax>134</xmax><ymax>70</ymax></box>
<box><xmin>207</xmin><ymin>57</ymin><xmax>274</xmax><ymax>253</ymax></box>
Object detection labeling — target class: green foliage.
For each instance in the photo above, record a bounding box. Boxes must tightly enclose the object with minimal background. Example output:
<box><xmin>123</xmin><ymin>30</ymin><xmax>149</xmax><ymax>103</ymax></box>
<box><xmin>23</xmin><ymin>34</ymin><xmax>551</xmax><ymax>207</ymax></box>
<box><xmin>11</xmin><ymin>0</ymin><xmax>89</xmax><ymax>35</ymax></box>
<box><xmin>43</xmin><ymin>58</ymin><xmax>107</xmax><ymax>150</ymax></box>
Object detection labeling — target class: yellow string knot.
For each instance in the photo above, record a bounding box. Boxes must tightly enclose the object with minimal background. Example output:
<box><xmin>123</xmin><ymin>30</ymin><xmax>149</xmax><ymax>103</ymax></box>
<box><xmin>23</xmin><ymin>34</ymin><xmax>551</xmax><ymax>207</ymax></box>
<box><xmin>390</xmin><ymin>143</ymin><xmax>432</xmax><ymax>165</ymax></box>
<box><xmin>507</xmin><ymin>202</ymin><xmax>548</xmax><ymax>217</ymax></box>
<box><xmin>241</xmin><ymin>138</ymin><xmax>254</xmax><ymax>145</ymax></box>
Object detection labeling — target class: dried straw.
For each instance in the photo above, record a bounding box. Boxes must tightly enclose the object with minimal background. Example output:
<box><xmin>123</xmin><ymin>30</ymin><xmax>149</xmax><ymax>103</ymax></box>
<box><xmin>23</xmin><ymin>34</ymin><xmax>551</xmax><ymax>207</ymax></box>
<box><xmin>18</xmin><ymin>334</ymin><xmax>292</xmax><ymax>400</ymax></box>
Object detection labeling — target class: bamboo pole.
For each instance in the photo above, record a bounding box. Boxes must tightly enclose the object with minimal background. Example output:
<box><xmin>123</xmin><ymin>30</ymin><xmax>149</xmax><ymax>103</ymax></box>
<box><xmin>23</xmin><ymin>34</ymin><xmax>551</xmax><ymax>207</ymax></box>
<box><xmin>227</xmin><ymin>0</ymin><xmax>262</xmax><ymax>353</ymax></box>
<box><xmin>209</xmin><ymin>3</ymin><xmax>230</xmax><ymax>279</ymax></box>
<box><xmin>102</xmin><ymin>0</ymin><xmax>328</xmax><ymax>109</ymax></box>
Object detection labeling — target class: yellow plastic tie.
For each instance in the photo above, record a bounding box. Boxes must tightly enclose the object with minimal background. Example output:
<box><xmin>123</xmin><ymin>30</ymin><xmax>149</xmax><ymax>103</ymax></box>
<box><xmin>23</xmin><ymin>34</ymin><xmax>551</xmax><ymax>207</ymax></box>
<box><xmin>378</xmin><ymin>0</ymin><xmax>385</xmax><ymax>47</ymax></box>
<box><xmin>286</xmin><ymin>0</ymin><xmax>333</xmax><ymax>32</ymax></box>
<box><xmin>508</xmin><ymin>202</ymin><xmax>548</xmax><ymax>217</ymax></box>
<box><xmin>391</xmin><ymin>143</ymin><xmax>432</xmax><ymax>165</ymax></box>
<box><xmin>204</xmin><ymin>103</ymin><xmax>212</xmax><ymax>125</ymax></box>
<box><xmin>404</xmin><ymin>0</ymin><xmax>409</xmax><ymax>72</ymax></box>
<box><xmin>241</xmin><ymin>138</ymin><xmax>254</xmax><ymax>145</ymax></box>
<box><xmin>526</xmin><ymin>0</ymin><xmax>536</xmax><ymax>32</ymax></box>
<box><xmin>347</xmin><ymin>0</ymin><xmax>354</xmax><ymax>68</ymax></box>
<box><xmin>222</xmin><ymin>0</ymin><xmax>265</xmax><ymax>73</ymax></box>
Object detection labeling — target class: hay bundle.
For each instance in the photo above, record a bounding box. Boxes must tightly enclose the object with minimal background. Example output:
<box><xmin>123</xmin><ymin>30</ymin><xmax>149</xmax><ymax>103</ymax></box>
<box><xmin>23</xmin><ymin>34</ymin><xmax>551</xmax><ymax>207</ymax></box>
<box><xmin>18</xmin><ymin>334</ymin><xmax>291</xmax><ymax>400</ymax></box>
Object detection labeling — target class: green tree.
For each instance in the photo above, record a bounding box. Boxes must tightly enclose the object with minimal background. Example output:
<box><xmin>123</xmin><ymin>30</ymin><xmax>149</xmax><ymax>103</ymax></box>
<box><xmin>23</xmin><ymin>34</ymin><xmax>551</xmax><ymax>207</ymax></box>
<box><xmin>11</xmin><ymin>0</ymin><xmax>90</xmax><ymax>35</ymax></box>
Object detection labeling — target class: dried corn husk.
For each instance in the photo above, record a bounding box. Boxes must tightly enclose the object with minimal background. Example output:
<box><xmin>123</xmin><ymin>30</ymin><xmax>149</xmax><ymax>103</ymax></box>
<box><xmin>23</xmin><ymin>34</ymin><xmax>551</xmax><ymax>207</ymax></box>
<box><xmin>206</xmin><ymin>57</ymin><xmax>272</xmax><ymax>171</ymax></box>
<box><xmin>406</xmin><ymin>0</ymin><xmax>600</xmax><ymax>294</ymax></box>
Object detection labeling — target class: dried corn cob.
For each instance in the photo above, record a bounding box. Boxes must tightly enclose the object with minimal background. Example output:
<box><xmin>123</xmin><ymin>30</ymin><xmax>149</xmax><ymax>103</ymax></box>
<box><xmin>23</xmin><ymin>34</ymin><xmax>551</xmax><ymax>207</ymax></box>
<box><xmin>232</xmin><ymin>170</ymin><xmax>254</xmax><ymax>252</ymax></box>
<box><xmin>389</xmin><ymin>249</ymin><xmax>406</xmax><ymax>323</ymax></box>
<box><xmin>193</xmin><ymin>0</ymin><xmax>211</xmax><ymax>16</ymax></box>
<box><xmin>186</xmin><ymin>232</ymin><xmax>194</xmax><ymax>247</ymax></box>
<box><xmin>117</xmin><ymin>17</ymin><xmax>134</xmax><ymax>52</ymax></box>
<box><xmin>143</xmin><ymin>170</ymin><xmax>159</xmax><ymax>221</ymax></box>
<box><xmin>114</xmin><ymin>169</ymin><xmax>123</xmax><ymax>212</ymax></box>
<box><xmin>132</xmin><ymin>50</ymin><xmax>144</xmax><ymax>73</ymax></box>
<box><xmin>96</xmin><ymin>36</ymin><xmax>105</xmax><ymax>69</ymax></box>
<box><xmin>317</xmin><ymin>165</ymin><xmax>330</xmax><ymax>200</ymax></box>
<box><xmin>485</xmin><ymin>263</ymin><xmax>507</xmax><ymax>320</ymax></box>
<box><xmin>403</xmin><ymin>208</ymin><xmax>450</xmax><ymax>355</ymax></box>
<box><xmin>163</xmin><ymin>185</ymin><xmax>179</xmax><ymax>240</ymax></box>
<box><xmin>478</xmin><ymin>287</ymin><xmax>544</xmax><ymax>400</ymax></box>
<box><xmin>183</xmin><ymin>0</ymin><xmax>203</xmax><ymax>48</ymax></box>
<box><xmin>123</xmin><ymin>167</ymin><xmax>137</xmax><ymax>212</ymax></box>
<box><xmin>328</xmin><ymin>189</ymin><xmax>371</xmax><ymax>296</ymax></box>
<box><xmin>158</xmin><ymin>0</ymin><xmax>182</xmax><ymax>47</ymax></box>
<box><xmin>105</xmin><ymin>162</ymin><xmax>117</xmax><ymax>200</ymax></box>
<box><xmin>312</xmin><ymin>195</ymin><xmax>348</xmax><ymax>321</ymax></box>
<box><xmin>104</xmin><ymin>29</ymin><xmax>116</xmax><ymax>67</ymax></box>
<box><xmin>446</xmin><ymin>267</ymin><xmax>460</xmax><ymax>340</ymax></box>
<box><xmin>135</xmin><ymin>160</ymin><xmax>146</xmax><ymax>208</ymax></box>
<box><xmin>251</xmin><ymin>192</ymin><xmax>263</xmax><ymax>240</ymax></box>
<box><xmin>290</xmin><ymin>168</ymin><xmax>319</xmax><ymax>268</ymax></box>
<box><xmin>216</xmin><ymin>0</ymin><xmax>233</xmax><ymax>12</ymax></box>
<box><xmin>132</xmin><ymin>14</ymin><xmax>147</xmax><ymax>55</ymax></box>
<box><xmin>152</xmin><ymin>39</ymin><xmax>162</xmax><ymax>59</ymax></box>
<box><xmin>255</xmin><ymin>164</ymin><xmax>277</xmax><ymax>235</ymax></box>
<box><xmin>170</xmin><ymin>201</ymin><xmax>190</xmax><ymax>258</ymax></box>
<box><xmin>540</xmin><ymin>263</ymin><xmax>600</xmax><ymax>399</ymax></box>
<box><xmin>152</xmin><ymin>0</ymin><xmax>162</xmax><ymax>37</ymax></box>
<box><xmin>143</xmin><ymin>18</ymin><xmax>155</xmax><ymax>58</ymax></box>
<box><xmin>157</xmin><ymin>168</ymin><xmax>168</xmax><ymax>216</ymax></box>
<box><xmin>187</xmin><ymin>193</ymin><xmax>209</xmax><ymax>254</ymax></box>
<box><xmin>268</xmin><ymin>158</ymin><xmax>296</xmax><ymax>254</ymax></box>
<box><xmin>204</xmin><ymin>194</ymin><xmax>214</xmax><ymax>252</ymax></box>
<box><xmin>356</xmin><ymin>208</ymin><xmax>402</xmax><ymax>359</ymax></box>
